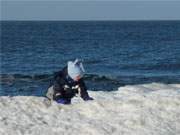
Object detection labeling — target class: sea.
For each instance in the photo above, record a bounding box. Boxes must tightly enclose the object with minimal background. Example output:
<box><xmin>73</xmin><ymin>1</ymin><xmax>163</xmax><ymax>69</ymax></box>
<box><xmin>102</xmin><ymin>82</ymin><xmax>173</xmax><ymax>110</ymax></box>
<box><xmin>1</xmin><ymin>21</ymin><xmax>180</xmax><ymax>96</ymax></box>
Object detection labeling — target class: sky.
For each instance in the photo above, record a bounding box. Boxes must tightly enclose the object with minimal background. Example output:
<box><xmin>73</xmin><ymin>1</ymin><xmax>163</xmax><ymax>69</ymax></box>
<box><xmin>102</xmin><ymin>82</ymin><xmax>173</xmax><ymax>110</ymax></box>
<box><xmin>1</xmin><ymin>0</ymin><xmax>180</xmax><ymax>20</ymax></box>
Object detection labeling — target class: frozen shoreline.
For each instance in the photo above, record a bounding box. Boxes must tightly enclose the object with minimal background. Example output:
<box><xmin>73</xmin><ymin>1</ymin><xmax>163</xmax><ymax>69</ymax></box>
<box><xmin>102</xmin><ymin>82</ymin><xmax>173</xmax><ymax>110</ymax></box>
<box><xmin>0</xmin><ymin>83</ymin><xmax>180</xmax><ymax>135</ymax></box>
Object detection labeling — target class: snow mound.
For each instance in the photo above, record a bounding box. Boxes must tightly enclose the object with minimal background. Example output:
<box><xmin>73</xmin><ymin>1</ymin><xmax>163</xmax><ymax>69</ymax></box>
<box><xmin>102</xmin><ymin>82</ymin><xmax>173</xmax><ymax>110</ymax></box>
<box><xmin>0</xmin><ymin>83</ymin><xmax>180</xmax><ymax>135</ymax></box>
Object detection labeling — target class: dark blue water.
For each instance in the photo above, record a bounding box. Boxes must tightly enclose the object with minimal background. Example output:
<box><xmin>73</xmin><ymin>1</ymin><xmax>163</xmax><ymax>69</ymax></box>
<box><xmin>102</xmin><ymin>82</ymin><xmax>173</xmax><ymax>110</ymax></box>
<box><xmin>1</xmin><ymin>21</ymin><xmax>180</xmax><ymax>96</ymax></box>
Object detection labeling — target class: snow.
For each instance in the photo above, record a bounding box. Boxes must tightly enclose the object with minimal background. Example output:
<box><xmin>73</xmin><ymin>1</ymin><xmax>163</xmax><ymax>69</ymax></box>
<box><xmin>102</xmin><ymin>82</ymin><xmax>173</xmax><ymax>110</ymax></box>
<box><xmin>0</xmin><ymin>83</ymin><xmax>180</xmax><ymax>135</ymax></box>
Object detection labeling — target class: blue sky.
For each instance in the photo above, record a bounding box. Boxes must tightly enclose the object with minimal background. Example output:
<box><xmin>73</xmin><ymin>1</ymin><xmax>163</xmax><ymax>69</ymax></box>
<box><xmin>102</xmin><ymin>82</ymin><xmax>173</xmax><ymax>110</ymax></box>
<box><xmin>1</xmin><ymin>1</ymin><xmax>180</xmax><ymax>20</ymax></box>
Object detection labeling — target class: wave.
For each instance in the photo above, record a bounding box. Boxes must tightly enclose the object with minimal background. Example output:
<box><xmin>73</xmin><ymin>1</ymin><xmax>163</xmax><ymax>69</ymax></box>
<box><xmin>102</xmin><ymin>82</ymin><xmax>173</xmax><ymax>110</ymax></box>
<box><xmin>1</xmin><ymin>73</ymin><xmax>180</xmax><ymax>86</ymax></box>
<box><xmin>0</xmin><ymin>73</ymin><xmax>52</xmax><ymax>82</ymax></box>
<box><xmin>0</xmin><ymin>73</ymin><xmax>120</xmax><ymax>84</ymax></box>
<box><xmin>119</xmin><ymin>63</ymin><xmax>180</xmax><ymax>71</ymax></box>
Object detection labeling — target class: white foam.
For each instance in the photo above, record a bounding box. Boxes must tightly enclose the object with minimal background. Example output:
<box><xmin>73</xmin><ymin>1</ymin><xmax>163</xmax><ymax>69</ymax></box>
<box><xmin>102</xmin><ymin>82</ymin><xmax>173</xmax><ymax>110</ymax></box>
<box><xmin>0</xmin><ymin>83</ymin><xmax>180</xmax><ymax>135</ymax></box>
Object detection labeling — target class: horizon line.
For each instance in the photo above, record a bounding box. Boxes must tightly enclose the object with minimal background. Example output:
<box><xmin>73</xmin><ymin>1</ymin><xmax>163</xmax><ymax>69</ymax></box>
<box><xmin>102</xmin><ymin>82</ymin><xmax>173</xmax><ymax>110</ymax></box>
<box><xmin>1</xmin><ymin>19</ymin><xmax>180</xmax><ymax>22</ymax></box>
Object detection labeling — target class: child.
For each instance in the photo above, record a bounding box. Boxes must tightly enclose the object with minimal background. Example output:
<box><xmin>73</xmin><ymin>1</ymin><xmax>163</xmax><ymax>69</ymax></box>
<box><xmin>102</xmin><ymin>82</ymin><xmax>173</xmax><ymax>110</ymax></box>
<box><xmin>46</xmin><ymin>59</ymin><xmax>93</xmax><ymax>104</ymax></box>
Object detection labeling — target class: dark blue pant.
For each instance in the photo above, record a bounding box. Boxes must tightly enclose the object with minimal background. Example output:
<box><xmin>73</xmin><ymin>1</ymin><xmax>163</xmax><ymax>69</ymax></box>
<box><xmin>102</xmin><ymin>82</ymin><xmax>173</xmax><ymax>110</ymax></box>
<box><xmin>56</xmin><ymin>98</ymin><xmax>71</xmax><ymax>104</ymax></box>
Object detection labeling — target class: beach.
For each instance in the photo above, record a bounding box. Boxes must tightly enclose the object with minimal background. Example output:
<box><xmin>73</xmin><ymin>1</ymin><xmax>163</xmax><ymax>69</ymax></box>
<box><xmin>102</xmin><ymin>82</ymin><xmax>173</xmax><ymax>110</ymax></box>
<box><xmin>1</xmin><ymin>2</ymin><xmax>180</xmax><ymax>135</ymax></box>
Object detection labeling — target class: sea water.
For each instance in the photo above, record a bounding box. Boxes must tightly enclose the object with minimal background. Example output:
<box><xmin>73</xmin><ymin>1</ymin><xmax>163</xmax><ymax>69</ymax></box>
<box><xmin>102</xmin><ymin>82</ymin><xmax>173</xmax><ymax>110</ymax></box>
<box><xmin>1</xmin><ymin>21</ymin><xmax>180</xmax><ymax>96</ymax></box>
<box><xmin>1</xmin><ymin>21</ymin><xmax>180</xmax><ymax>135</ymax></box>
